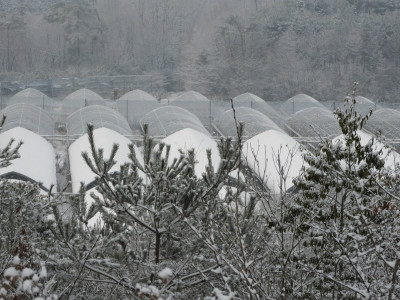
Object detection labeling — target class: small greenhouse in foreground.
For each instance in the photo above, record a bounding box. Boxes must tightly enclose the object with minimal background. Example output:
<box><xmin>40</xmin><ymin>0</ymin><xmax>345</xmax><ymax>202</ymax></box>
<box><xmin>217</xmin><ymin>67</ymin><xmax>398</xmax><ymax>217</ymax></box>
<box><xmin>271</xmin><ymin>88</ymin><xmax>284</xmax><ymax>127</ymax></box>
<box><xmin>0</xmin><ymin>127</ymin><xmax>57</xmax><ymax>191</ymax></box>
<box><xmin>68</xmin><ymin>127</ymin><xmax>145</xmax><ymax>227</ymax></box>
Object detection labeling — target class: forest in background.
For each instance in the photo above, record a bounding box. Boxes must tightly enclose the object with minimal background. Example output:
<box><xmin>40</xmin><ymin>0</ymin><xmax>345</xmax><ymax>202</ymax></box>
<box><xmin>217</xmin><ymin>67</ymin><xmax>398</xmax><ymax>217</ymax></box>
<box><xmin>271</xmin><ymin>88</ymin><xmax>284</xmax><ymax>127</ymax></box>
<box><xmin>0</xmin><ymin>0</ymin><xmax>400</xmax><ymax>102</ymax></box>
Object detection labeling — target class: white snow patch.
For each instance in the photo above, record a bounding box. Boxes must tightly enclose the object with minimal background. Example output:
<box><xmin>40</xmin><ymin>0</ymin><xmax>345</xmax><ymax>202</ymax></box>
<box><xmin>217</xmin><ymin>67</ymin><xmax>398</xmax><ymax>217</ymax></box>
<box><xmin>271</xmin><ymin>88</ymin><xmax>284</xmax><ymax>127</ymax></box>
<box><xmin>0</xmin><ymin>127</ymin><xmax>57</xmax><ymax>190</ymax></box>
<box><xmin>158</xmin><ymin>267</ymin><xmax>173</xmax><ymax>280</ymax></box>
<box><xmin>243</xmin><ymin>129</ymin><xmax>305</xmax><ymax>193</ymax></box>
<box><xmin>69</xmin><ymin>127</ymin><xmax>145</xmax><ymax>193</ymax></box>
<box><xmin>160</xmin><ymin>128</ymin><xmax>220</xmax><ymax>178</ymax></box>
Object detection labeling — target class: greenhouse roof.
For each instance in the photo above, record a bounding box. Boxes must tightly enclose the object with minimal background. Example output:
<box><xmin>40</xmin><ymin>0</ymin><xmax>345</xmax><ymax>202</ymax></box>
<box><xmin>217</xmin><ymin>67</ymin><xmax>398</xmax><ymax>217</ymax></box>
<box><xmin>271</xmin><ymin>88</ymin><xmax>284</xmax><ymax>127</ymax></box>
<box><xmin>140</xmin><ymin>106</ymin><xmax>210</xmax><ymax>137</ymax></box>
<box><xmin>213</xmin><ymin>107</ymin><xmax>282</xmax><ymax>139</ymax></box>
<box><xmin>66</xmin><ymin>105</ymin><xmax>132</xmax><ymax>136</ymax></box>
<box><xmin>355</xmin><ymin>96</ymin><xmax>375</xmax><ymax>105</ymax></box>
<box><xmin>118</xmin><ymin>89</ymin><xmax>157</xmax><ymax>101</ymax></box>
<box><xmin>64</xmin><ymin>88</ymin><xmax>104</xmax><ymax>102</ymax></box>
<box><xmin>171</xmin><ymin>91</ymin><xmax>210</xmax><ymax>102</ymax></box>
<box><xmin>0</xmin><ymin>103</ymin><xmax>55</xmax><ymax>135</ymax></box>
<box><xmin>280</xmin><ymin>93</ymin><xmax>326</xmax><ymax>115</ymax></box>
<box><xmin>364</xmin><ymin>108</ymin><xmax>400</xmax><ymax>139</ymax></box>
<box><xmin>286</xmin><ymin>107</ymin><xmax>341</xmax><ymax>137</ymax></box>
<box><xmin>8</xmin><ymin>88</ymin><xmax>52</xmax><ymax>107</ymax></box>
<box><xmin>0</xmin><ymin>127</ymin><xmax>57</xmax><ymax>190</ymax></box>
<box><xmin>233</xmin><ymin>92</ymin><xmax>264</xmax><ymax>103</ymax></box>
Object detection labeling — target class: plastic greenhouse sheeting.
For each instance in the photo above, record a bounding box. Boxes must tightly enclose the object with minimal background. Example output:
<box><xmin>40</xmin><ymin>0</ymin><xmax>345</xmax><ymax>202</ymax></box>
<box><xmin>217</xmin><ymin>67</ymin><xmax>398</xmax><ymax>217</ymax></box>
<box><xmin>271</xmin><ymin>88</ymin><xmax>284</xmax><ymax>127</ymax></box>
<box><xmin>364</xmin><ymin>108</ymin><xmax>400</xmax><ymax>139</ymax></box>
<box><xmin>353</xmin><ymin>96</ymin><xmax>380</xmax><ymax>116</ymax></box>
<box><xmin>0</xmin><ymin>127</ymin><xmax>57</xmax><ymax>191</ymax></box>
<box><xmin>0</xmin><ymin>103</ymin><xmax>55</xmax><ymax>135</ymax></box>
<box><xmin>69</xmin><ymin>127</ymin><xmax>145</xmax><ymax>193</ymax></box>
<box><xmin>232</xmin><ymin>93</ymin><xmax>284</xmax><ymax>127</ymax></box>
<box><xmin>243</xmin><ymin>129</ymin><xmax>304</xmax><ymax>193</ymax></box>
<box><xmin>280</xmin><ymin>94</ymin><xmax>326</xmax><ymax>116</ymax></box>
<box><xmin>160</xmin><ymin>128</ymin><xmax>220</xmax><ymax>178</ymax></box>
<box><xmin>140</xmin><ymin>106</ymin><xmax>210</xmax><ymax>137</ymax></box>
<box><xmin>286</xmin><ymin>107</ymin><xmax>341</xmax><ymax>137</ymax></box>
<box><xmin>214</xmin><ymin>107</ymin><xmax>282</xmax><ymax>139</ymax></box>
<box><xmin>118</xmin><ymin>89</ymin><xmax>157</xmax><ymax>101</ymax></box>
<box><xmin>7</xmin><ymin>88</ymin><xmax>53</xmax><ymax>109</ymax></box>
<box><xmin>66</xmin><ymin>105</ymin><xmax>132</xmax><ymax>136</ymax></box>
<box><xmin>117</xmin><ymin>89</ymin><xmax>160</xmax><ymax>129</ymax></box>
<box><xmin>169</xmin><ymin>91</ymin><xmax>212</xmax><ymax>127</ymax></box>
<box><xmin>63</xmin><ymin>88</ymin><xmax>106</xmax><ymax>113</ymax></box>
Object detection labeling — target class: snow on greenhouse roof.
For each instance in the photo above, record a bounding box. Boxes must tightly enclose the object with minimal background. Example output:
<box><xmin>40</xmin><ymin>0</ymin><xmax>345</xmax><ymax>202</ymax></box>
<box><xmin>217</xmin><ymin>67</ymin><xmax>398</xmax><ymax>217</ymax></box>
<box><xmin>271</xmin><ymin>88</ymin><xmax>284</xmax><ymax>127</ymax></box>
<box><xmin>355</xmin><ymin>96</ymin><xmax>374</xmax><ymax>105</ymax></box>
<box><xmin>243</xmin><ymin>129</ymin><xmax>304</xmax><ymax>193</ymax></box>
<box><xmin>140</xmin><ymin>106</ymin><xmax>210</xmax><ymax>137</ymax></box>
<box><xmin>170</xmin><ymin>91</ymin><xmax>210</xmax><ymax>103</ymax></box>
<box><xmin>214</xmin><ymin>107</ymin><xmax>282</xmax><ymax>139</ymax></box>
<box><xmin>66</xmin><ymin>105</ymin><xmax>132</xmax><ymax>136</ymax></box>
<box><xmin>160</xmin><ymin>128</ymin><xmax>220</xmax><ymax>178</ymax></box>
<box><xmin>364</xmin><ymin>109</ymin><xmax>400</xmax><ymax>139</ymax></box>
<box><xmin>69</xmin><ymin>127</ymin><xmax>144</xmax><ymax>193</ymax></box>
<box><xmin>280</xmin><ymin>94</ymin><xmax>326</xmax><ymax>115</ymax></box>
<box><xmin>0</xmin><ymin>127</ymin><xmax>57</xmax><ymax>190</ymax></box>
<box><xmin>351</xmin><ymin>96</ymin><xmax>380</xmax><ymax>115</ymax></box>
<box><xmin>0</xmin><ymin>103</ymin><xmax>55</xmax><ymax>135</ymax></box>
<box><xmin>118</xmin><ymin>89</ymin><xmax>157</xmax><ymax>101</ymax></box>
<box><xmin>333</xmin><ymin>130</ymin><xmax>400</xmax><ymax>169</ymax></box>
<box><xmin>8</xmin><ymin>88</ymin><xmax>52</xmax><ymax>108</ymax></box>
<box><xmin>63</xmin><ymin>88</ymin><xmax>105</xmax><ymax>109</ymax></box>
<box><xmin>286</xmin><ymin>107</ymin><xmax>341</xmax><ymax>137</ymax></box>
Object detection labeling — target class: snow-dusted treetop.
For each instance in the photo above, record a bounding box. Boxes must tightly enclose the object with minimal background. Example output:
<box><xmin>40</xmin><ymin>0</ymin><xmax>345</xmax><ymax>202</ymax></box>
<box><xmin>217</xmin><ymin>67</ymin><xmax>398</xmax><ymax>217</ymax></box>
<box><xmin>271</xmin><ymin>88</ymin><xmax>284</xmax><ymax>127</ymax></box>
<box><xmin>8</xmin><ymin>88</ymin><xmax>53</xmax><ymax>108</ymax></box>
<box><xmin>118</xmin><ymin>89</ymin><xmax>157</xmax><ymax>102</ymax></box>
<box><xmin>286</xmin><ymin>107</ymin><xmax>341</xmax><ymax>138</ymax></box>
<box><xmin>140</xmin><ymin>106</ymin><xmax>210</xmax><ymax>137</ymax></box>
<box><xmin>66</xmin><ymin>105</ymin><xmax>132</xmax><ymax>136</ymax></box>
<box><xmin>365</xmin><ymin>108</ymin><xmax>400</xmax><ymax>139</ymax></box>
<box><xmin>160</xmin><ymin>128</ymin><xmax>220</xmax><ymax>178</ymax></box>
<box><xmin>280</xmin><ymin>93</ymin><xmax>326</xmax><ymax>115</ymax></box>
<box><xmin>0</xmin><ymin>127</ymin><xmax>57</xmax><ymax>191</ymax></box>
<box><xmin>332</xmin><ymin>130</ymin><xmax>400</xmax><ymax>170</ymax></box>
<box><xmin>243</xmin><ymin>129</ymin><xmax>304</xmax><ymax>193</ymax></box>
<box><xmin>214</xmin><ymin>107</ymin><xmax>282</xmax><ymax>139</ymax></box>
<box><xmin>170</xmin><ymin>90</ymin><xmax>210</xmax><ymax>103</ymax></box>
<box><xmin>0</xmin><ymin>103</ymin><xmax>55</xmax><ymax>135</ymax></box>
<box><xmin>69</xmin><ymin>127</ymin><xmax>144</xmax><ymax>193</ymax></box>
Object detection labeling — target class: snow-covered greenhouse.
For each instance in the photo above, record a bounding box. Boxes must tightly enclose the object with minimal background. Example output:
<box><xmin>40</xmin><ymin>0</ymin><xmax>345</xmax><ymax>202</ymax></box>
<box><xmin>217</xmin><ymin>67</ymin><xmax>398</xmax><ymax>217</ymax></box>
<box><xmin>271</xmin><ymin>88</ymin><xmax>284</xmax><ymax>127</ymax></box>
<box><xmin>66</xmin><ymin>105</ymin><xmax>132</xmax><ymax>136</ymax></box>
<box><xmin>286</xmin><ymin>107</ymin><xmax>341</xmax><ymax>138</ymax></box>
<box><xmin>7</xmin><ymin>88</ymin><xmax>53</xmax><ymax>109</ymax></box>
<box><xmin>169</xmin><ymin>91</ymin><xmax>212</xmax><ymax>127</ymax></box>
<box><xmin>67</xmin><ymin>106</ymin><xmax>144</xmax><ymax>226</ymax></box>
<box><xmin>214</xmin><ymin>107</ymin><xmax>304</xmax><ymax>193</ymax></box>
<box><xmin>0</xmin><ymin>104</ymin><xmax>57</xmax><ymax>191</ymax></box>
<box><xmin>213</xmin><ymin>107</ymin><xmax>282</xmax><ymax>139</ymax></box>
<box><xmin>280</xmin><ymin>94</ymin><xmax>326</xmax><ymax>116</ymax></box>
<box><xmin>141</xmin><ymin>106</ymin><xmax>220</xmax><ymax>178</ymax></box>
<box><xmin>116</xmin><ymin>89</ymin><xmax>160</xmax><ymax>129</ymax></box>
